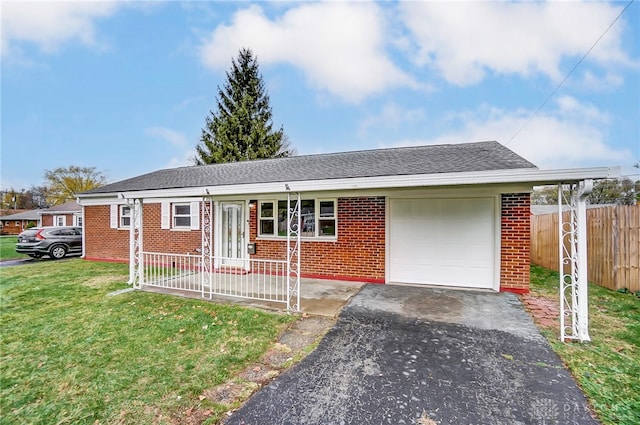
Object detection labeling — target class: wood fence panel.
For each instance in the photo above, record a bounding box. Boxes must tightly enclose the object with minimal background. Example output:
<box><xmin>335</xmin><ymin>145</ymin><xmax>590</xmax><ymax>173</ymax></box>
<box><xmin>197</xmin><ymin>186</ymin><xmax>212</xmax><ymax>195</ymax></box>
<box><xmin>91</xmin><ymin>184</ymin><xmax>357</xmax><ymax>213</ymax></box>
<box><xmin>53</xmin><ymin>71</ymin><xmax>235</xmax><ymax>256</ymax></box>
<box><xmin>531</xmin><ymin>205</ymin><xmax>639</xmax><ymax>292</ymax></box>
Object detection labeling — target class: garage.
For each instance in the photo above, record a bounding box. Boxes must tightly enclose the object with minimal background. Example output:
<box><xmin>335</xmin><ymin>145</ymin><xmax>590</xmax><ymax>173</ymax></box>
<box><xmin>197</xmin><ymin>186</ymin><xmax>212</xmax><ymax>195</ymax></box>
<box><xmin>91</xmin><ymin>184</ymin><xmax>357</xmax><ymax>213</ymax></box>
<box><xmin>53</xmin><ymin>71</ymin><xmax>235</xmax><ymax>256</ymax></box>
<box><xmin>389</xmin><ymin>198</ymin><xmax>497</xmax><ymax>289</ymax></box>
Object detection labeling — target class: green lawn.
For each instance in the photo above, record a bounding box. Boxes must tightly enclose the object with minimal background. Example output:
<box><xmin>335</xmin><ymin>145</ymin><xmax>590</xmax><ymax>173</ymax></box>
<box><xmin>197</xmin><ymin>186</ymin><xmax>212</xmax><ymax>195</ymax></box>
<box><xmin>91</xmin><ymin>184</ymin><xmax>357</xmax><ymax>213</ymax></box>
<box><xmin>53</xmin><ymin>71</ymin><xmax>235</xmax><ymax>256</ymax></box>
<box><xmin>0</xmin><ymin>259</ymin><xmax>295</xmax><ymax>424</ymax></box>
<box><xmin>530</xmin><ymin>264</ymin><xmax>640</xmax><ymax>425</ymax></box>
<box><xmin>0</xmin><ymin>236</ymin><xmax>26</xmax><ymax>260</ymax></box>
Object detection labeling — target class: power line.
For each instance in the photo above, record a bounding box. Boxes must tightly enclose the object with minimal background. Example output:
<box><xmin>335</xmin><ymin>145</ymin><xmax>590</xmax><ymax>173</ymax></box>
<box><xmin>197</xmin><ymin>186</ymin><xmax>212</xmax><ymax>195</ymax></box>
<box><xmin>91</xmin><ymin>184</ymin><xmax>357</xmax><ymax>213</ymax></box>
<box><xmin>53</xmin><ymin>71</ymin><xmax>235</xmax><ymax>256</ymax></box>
<box><xmin>505</xmin><ymin>0</ymin><xmax>635</xmax><ymax>146</ymax></box>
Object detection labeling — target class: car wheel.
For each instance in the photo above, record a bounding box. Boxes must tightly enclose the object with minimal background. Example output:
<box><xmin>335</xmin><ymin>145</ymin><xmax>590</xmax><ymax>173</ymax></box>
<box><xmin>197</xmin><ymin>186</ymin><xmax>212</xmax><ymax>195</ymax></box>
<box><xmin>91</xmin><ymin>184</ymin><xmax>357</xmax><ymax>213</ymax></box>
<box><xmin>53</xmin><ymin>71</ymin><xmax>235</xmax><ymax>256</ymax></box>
<box><xmin>49</xmin><ymin>245</ymin><xmax>67</xmax><ymax>259</ymax></box>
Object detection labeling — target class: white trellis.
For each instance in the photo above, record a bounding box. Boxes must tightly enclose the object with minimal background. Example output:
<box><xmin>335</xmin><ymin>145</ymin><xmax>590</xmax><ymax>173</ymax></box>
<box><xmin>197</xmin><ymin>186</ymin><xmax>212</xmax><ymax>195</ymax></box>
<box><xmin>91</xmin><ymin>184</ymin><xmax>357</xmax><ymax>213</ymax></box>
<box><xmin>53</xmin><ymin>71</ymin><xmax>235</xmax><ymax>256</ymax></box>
<box><xmin>127</xmin><ymin>198</ymin><xmax>143</xmax><ymax>289</ymax></box>
<box><xmin>287</xmin><ymin>192</ymin><xmax>301</xmax><ymax>312</ymax></box>
<box><xmin>200</xmin><ymin>197</ymin><xmax>213</xmax><ymax>297</ymax></box>
<box><xmin>558</xmin><ymin>180</ymin><xmax>592</xmax><ymax>342</ymax></box>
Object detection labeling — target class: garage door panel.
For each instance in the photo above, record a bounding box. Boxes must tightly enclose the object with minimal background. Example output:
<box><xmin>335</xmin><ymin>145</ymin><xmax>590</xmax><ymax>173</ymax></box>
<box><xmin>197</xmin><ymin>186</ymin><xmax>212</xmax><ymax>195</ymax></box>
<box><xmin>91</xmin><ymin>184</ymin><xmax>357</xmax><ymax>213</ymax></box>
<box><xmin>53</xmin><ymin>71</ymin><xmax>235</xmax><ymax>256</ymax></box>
<box><xmin>390</xmin><ymin>198</ymin><xmax>495</xmax><ymax>289</ymax></box>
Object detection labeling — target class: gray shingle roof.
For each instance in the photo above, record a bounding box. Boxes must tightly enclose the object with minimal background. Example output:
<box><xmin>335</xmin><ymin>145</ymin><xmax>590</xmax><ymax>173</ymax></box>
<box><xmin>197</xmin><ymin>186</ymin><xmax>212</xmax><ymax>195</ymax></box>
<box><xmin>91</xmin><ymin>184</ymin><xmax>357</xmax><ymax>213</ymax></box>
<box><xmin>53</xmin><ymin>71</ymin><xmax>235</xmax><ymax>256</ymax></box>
<box><xmin>40</xmin><ymin>201</ymin><xmax>81</xmax><ymax>213</ymax></box>
<box><xmin>0</xmin><ymin>210</ymin><xmax>42</xmax><ymax>221</ymax></box>
<box><xmin>81</xmin><ymin>141</ymin><xmax>537</xmax><ymax>195</ymax></box>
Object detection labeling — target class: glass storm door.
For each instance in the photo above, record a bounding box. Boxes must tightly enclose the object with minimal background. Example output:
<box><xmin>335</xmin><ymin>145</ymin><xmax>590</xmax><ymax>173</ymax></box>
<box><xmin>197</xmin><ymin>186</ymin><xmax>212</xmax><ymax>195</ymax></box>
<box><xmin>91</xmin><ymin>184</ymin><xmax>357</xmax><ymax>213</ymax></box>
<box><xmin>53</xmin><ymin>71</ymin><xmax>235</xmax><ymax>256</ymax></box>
<box><xmin>221</xmin><ymin>202</ymin><xmax>244</xmax><ymax>266</ymax></box>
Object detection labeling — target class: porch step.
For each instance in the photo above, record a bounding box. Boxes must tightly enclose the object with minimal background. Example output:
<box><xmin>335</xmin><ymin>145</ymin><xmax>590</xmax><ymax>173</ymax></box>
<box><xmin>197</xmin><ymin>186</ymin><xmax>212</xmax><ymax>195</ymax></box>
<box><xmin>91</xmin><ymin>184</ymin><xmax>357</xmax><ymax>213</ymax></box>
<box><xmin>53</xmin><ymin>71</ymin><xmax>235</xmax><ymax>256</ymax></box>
<box><xmin>214</xmin><ymin>267</ymin><xmax>250</xmax><ymax>275</ymax></box>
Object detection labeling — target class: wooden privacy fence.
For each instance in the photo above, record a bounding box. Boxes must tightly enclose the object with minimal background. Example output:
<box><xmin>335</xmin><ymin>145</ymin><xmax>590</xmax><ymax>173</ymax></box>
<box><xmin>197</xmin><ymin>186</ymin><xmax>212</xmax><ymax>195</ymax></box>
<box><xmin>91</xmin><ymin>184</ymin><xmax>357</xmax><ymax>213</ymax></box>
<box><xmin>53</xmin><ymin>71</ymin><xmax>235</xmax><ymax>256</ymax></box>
<box><xmin>530</xmin><ymin>205</ymin><xmax>639</xmax><ymax>292</ymax></box>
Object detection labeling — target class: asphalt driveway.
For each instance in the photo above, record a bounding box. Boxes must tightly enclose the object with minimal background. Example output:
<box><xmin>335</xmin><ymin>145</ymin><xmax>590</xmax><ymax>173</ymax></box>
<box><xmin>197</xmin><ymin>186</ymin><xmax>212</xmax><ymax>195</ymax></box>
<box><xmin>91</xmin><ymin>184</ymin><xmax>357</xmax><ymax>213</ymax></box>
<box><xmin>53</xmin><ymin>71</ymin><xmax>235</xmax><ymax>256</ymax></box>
<box><xmin>225</xmin><ymin>284</ymin><xmax>598</xmax><ymax>425</ymax></box>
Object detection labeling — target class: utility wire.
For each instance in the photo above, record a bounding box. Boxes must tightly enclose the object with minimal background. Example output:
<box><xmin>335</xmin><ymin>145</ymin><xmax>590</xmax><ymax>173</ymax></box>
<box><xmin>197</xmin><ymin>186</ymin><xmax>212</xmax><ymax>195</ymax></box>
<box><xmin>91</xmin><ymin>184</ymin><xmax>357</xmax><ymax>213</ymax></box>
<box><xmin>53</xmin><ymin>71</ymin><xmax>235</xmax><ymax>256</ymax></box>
<box><xmin>505</xmin><ymin>0</ymin><xmax>635</xmax><ymax>146</ymax></box>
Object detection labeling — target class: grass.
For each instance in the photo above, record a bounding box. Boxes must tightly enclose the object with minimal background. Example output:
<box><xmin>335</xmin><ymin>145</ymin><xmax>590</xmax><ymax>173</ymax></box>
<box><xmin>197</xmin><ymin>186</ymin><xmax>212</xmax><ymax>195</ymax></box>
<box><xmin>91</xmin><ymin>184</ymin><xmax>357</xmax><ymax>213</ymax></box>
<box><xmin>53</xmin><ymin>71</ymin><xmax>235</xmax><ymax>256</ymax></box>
<box><xmin>0</xmin><ymin>236</ymin><xmax>26</xmax><ymax>261</ymax></box>
<box><xmin>0</xmin><ymin>259</ymin><xmax>295</xmax><ymax>425</ymax></box>
<box><xmin>529</xmin><ymin>264</ymin><xmax>640</xmax><ymax>425</ymax></box>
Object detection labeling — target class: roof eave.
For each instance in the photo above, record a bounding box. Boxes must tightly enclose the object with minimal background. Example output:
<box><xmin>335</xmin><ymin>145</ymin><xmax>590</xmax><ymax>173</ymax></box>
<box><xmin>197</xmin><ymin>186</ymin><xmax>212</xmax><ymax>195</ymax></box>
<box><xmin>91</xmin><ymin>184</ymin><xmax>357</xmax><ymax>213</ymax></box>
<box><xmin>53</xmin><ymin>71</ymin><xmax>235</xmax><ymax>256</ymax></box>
<box><xmin>76</xmin><ymin>166</ymin><xmax>620</xmax><ymax>201</ymax></box>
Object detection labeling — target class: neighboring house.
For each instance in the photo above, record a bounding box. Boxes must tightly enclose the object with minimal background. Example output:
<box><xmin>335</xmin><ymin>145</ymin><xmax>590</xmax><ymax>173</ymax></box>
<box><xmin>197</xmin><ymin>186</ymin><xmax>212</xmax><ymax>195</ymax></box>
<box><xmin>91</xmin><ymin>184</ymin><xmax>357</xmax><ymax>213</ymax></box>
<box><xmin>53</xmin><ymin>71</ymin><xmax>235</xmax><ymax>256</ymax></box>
<box><xmin>0</xmin><ymin>210</ymin><xmax>42</xmax><ymax>235</ymax></box>
<box><xmin>40</xmin><ymin>201</ymin><xmax>83</xmax><ymax>227</ymax></box>
<box><xmin>77</xmin><ymin>141</ymin><xmax>619</xmax><ymax>295</ymax></box>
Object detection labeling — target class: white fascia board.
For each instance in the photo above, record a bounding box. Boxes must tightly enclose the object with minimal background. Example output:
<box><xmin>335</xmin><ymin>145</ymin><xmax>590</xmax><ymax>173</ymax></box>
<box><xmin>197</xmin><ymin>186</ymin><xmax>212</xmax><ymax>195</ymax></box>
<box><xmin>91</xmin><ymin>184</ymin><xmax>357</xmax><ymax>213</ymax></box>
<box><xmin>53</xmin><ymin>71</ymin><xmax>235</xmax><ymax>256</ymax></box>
<box><xmin>79</xmin><ymin>166</ymin><xmax>620</xmax><ymax>200</ymax></box>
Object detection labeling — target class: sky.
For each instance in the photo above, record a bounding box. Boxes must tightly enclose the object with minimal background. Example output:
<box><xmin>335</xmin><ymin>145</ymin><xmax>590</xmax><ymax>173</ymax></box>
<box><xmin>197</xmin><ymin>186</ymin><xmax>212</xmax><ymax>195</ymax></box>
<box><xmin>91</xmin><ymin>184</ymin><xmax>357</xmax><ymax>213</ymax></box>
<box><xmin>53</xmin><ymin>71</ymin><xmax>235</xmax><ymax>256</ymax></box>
<box><xmin>1</xmin><ymin>0</ymin><xmax>639</xmax><ymax>191</ymax></box>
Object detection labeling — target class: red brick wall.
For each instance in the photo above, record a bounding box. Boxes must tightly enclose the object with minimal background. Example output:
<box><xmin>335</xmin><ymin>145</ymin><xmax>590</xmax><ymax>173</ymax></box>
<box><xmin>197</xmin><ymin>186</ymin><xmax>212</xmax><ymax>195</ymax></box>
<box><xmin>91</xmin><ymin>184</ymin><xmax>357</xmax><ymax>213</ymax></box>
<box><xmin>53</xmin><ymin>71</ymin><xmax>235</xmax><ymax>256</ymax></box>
<box><xmin>0</xmin><ymin>219</ymin><xmax>36</xmax><ymax>235</ymax></box>
<box><xmin>85</xmin><ymin>194</ymin><xmax>531</xmax><ymax>290</ymax></box>
<box><xmin>249</xmin><ymin>197</ymin><xmax>386</xmax><ymax>282</ymax></box>
<box><xmin>500</xmin><ymin>193</ymin><xmax>531</xmax><ymax>293</ymax></box>
<box><xmin>83</xmin><ymin>204</ymin><xmax>202</xmax><ymax>261</ymax></box>
<box><xmin>84</xmin><ymin>205</ymin><xmax>129</xmax><ymax>261</ymax></box>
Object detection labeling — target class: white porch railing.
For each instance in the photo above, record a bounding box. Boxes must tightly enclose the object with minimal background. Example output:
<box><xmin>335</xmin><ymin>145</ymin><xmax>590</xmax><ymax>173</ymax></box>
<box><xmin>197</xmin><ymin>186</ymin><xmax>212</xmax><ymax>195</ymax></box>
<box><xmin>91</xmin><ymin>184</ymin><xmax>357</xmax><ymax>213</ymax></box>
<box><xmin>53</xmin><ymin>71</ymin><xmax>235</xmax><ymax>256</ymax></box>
<box><xmin>141</xmin><ymin>251</ymin><xmax>289</xmax><ymax>306</ymax></box>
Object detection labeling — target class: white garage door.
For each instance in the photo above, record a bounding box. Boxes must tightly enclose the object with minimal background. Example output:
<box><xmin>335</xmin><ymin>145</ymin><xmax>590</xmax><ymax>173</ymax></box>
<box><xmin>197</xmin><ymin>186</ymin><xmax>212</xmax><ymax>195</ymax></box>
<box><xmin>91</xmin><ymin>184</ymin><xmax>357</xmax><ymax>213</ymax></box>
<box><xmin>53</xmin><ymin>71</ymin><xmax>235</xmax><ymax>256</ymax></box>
<box><xmin>389</xmin><ymin>198</ymin><xmax>496</xmax><ymax>289</ymax></box>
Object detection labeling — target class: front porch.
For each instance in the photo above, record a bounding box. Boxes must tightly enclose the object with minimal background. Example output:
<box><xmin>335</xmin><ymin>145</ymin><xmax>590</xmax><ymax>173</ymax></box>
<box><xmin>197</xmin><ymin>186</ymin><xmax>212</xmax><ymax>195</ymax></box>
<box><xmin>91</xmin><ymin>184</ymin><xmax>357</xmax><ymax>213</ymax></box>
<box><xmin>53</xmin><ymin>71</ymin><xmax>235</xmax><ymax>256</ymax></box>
<box><xmin>140</xmin><ymin>275</ymin><xmax>366</xmax><ymax>317</ymax></box>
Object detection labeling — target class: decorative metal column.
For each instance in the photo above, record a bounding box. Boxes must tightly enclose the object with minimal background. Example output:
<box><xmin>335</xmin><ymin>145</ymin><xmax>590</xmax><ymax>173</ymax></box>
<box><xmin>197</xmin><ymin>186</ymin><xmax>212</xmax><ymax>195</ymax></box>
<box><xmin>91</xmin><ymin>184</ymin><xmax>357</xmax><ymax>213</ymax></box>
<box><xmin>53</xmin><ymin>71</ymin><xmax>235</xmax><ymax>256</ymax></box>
<box><xmin>128</xmin><ymin>198</ymin><xmax>143</xmax><ymax>289</ymax></box>
<box><xmin>201</xmin><ymin>197</ymin><xmax>213</xmax><ymax>298</ymax></box>
<box><xmin>558</xmin><ymin>180</ymin><xmax>592</xmax><ymax>342</ymax></box>
<box><xmin>287</xmin><ymin>192</ymin><xmax>301</xmax><ymax>312</ymax></box>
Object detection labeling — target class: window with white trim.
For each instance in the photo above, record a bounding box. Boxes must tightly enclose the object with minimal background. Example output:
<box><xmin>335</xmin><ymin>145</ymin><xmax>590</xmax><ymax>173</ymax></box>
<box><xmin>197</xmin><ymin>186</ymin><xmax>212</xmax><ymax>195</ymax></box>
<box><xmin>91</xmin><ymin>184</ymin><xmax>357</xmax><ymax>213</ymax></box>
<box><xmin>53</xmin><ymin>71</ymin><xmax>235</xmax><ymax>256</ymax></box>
<box><xmin>120</xmin><ymin>206</ymin><xmax>131</xmax><ymax>227</ymax></box>
<box><xmin>318</xmin><ymin>200</ymin><xmax>336</xmax><ymax>236</ymax></box>
<box><xmin>55</xmin><ymin>216</ymin><xmax>65</xmax><ymax>227</ymax></box>
<box><xmin>173</xmin><ymin>203</ymin><xmax>191</xmax><ymax>228</ymax></box>
<box><xmin>160</xmin><ymin>201</ymin><xmax>200</xmax><ymax>231</ymax></box>
<box><xmin>258</xmin><ymin>199</ymin><xmax>336</xmax><ymax>238</ymax></box>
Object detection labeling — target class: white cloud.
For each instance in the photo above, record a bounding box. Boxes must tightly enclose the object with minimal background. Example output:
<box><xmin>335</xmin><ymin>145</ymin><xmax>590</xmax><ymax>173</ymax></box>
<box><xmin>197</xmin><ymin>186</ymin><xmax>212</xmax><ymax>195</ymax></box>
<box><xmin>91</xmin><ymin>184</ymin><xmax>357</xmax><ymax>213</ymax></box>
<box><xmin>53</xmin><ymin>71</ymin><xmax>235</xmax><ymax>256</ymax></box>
<box><xmin>198</xmin><ymin>3</ymin><xmax>417</xmax><ymax>102</ymax></box>
<box><xmin>1</xmin><ymin>1</ymin><xmax>122</xmax><ymax>58</ymax></box>
<box><xmin>400</xmin><ymin>2</ymin><xmax>635</xmax><ymax>86</ymax></box>
<box><xmin>358</xmin><ymin>102</ymin><xmax>426</xmax><ymax>137</ymax></box>
<box><xmin>166</xmin><ymin>148</ymin><xmax>196</xmax><ymax>169</ymax></box>
<box><xmin>144</xmin><ymin>127</ymin><xmax>195</xmax><ymax>169</ymax></box>
<box><xmin>388</xmin><ymin>99</ymin><xmax>629</xmax><ymax>170</ymax></box>
<box><xmin>145</xmin><ymin>127</ymin><xmax>187</xmax><ymax>148</ymax></box>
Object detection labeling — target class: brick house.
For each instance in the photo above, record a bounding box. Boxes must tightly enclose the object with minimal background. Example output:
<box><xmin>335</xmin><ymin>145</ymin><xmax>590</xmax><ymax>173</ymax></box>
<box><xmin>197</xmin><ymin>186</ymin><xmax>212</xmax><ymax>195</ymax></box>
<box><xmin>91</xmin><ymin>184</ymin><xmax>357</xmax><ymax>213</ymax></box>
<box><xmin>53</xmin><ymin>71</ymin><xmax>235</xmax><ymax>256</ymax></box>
<box><xmin>39</xmin><ymin>201</ymin><xmax>82</xmax><ymax>227</ymax></box>
<box><xmin>77</xmin><ymin>141</ymin><xmax>618</xmax><ymax>298</ymax></box>
<box><xmin>0</xmin><ymin>209</ymin><xmax>41</xmax><ymax>235</ymax></box>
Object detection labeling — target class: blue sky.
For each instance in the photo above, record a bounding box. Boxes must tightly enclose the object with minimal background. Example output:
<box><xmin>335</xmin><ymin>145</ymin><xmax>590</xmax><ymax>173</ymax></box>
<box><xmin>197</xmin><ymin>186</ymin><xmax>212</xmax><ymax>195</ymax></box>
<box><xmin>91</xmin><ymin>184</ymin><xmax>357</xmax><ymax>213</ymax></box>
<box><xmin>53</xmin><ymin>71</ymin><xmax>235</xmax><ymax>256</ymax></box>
<box><xmin>2</xmin><ymin>1</ymin><xmax>639</xmax><ymax>191</ymax></box>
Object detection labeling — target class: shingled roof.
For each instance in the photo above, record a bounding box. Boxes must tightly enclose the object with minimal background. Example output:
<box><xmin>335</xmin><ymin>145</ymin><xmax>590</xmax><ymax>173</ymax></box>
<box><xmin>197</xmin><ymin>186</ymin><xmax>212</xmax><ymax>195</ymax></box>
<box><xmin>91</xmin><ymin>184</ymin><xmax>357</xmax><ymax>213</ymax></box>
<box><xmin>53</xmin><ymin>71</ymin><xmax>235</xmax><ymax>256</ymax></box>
<box><xmin>82</xmin><ymin>141</ymin><xmax>537</xmax><ymax>195</ymax></box>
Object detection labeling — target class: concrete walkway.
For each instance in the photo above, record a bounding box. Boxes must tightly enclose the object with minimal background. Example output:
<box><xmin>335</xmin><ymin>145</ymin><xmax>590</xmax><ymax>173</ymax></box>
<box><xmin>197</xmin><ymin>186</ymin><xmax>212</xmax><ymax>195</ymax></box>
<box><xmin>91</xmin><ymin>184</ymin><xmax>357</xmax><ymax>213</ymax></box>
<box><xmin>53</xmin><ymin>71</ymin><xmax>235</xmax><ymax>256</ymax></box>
<box><xmin>225</xmin><ymin>284</ymin><xmax>598</xmax><ymax>425</ymax></box>
<box><xmin>142</xmin><ymin>277</ymin><xmax>366</xmax><ymax>317</ymax></box>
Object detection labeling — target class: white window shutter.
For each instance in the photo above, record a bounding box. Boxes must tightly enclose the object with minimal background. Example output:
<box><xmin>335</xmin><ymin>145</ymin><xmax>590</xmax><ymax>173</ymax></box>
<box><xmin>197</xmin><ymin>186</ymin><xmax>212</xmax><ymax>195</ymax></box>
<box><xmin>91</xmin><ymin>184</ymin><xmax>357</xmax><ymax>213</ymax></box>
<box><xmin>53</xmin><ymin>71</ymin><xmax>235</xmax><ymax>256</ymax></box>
<box><xmin>110</xmin><ymin>205</ymin><xmax>118</xmax><ymax>229</ymax></box>
<box><xmin>161</xmin><ymin>202</ymin><xmax>170</xmax><ymax>229</ymax></box>
<box><xmin>190</xmin><ymin>201</ymin><xmax>200</xmax><ymax>230</ymax></box>
<box><xmin>63</xmin><ymin>216</ymin><xmax>67</xmax><ymax>226</ymax></box>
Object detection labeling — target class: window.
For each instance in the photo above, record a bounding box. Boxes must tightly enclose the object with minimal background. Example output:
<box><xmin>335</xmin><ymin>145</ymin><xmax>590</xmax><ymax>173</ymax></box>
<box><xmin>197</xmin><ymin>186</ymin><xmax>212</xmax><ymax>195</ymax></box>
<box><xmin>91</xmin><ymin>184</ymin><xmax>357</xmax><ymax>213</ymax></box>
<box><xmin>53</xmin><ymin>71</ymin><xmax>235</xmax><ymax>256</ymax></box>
<box><xmin>258</xmin><ymin>199</ymin><xmax>336</xmax><ymax>238</ymax></box>
<box><xmin>56</xmin><ymin>216</ymin><xmax>64</xmax><ymax>227</ymax></box>
<box><xmin>76</xmin><ymin>216</ymin><xmax>83</xmax><ymax>227</ymax></box>
<box><xmin>259</xmin><ymin>202</ymin><xmax>275</xmax><ymax>235</ymax></box>
<box><xmin>318</xmin><ymin>200</ymin><xmax>336</xmax><ymax>236</ymax></box>
<box><xmin>173</xmin><ymin>204</ymin><xmax>191</xmax><ymax>228</ymax></box>
<box><xmin>120</xmin><ymin>206</ymin><xmax>131</xmax><ymax>227</ymax></box>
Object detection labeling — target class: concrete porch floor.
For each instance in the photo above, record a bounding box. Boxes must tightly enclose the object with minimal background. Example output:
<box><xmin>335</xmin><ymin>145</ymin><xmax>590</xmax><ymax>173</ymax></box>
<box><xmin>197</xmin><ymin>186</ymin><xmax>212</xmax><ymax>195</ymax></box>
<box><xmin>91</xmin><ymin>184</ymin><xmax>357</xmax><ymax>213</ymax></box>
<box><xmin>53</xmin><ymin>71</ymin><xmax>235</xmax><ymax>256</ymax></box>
<box><xmin>141</xmin><ymin>278</ymin><xmax>367</xmax><ymax>317</ymax></box>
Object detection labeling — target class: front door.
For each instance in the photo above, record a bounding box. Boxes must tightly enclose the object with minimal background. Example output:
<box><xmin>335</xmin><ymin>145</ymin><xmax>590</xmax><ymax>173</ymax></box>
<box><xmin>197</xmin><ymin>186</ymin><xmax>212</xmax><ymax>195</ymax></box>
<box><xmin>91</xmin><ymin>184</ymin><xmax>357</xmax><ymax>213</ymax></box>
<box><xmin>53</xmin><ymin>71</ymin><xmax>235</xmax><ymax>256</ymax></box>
<box><xmin>220</xmin><ymin>202</ymin><xmax>245</xmax><ymax>267</ymax></box>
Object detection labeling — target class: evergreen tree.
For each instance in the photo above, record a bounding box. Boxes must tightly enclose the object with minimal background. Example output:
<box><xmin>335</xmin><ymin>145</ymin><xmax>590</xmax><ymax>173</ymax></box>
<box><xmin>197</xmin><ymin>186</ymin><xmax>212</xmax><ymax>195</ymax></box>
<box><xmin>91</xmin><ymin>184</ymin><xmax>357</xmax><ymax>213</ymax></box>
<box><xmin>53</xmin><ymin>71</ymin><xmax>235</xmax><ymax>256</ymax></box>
<box><xmin>194</xmin><ymin>48</ymin><xmax>292</xmax><ymax>165</ymax></box>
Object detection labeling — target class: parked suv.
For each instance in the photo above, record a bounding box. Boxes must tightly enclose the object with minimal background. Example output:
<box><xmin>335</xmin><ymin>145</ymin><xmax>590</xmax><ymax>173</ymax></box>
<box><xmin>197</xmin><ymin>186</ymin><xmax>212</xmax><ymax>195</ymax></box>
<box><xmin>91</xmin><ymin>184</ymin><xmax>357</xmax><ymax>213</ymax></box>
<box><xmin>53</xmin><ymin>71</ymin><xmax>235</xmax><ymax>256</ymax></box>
<box><xmin>16</xmin><ymin>226</ymin><xmax>83</xmax><ymax>259</ymax></box>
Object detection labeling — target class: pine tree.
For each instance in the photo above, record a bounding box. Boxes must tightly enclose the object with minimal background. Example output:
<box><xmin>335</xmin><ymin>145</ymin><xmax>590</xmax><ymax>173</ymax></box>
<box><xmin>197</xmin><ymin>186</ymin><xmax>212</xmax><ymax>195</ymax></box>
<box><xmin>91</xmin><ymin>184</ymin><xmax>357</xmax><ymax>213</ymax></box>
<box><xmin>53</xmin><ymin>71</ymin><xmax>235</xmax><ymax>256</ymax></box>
<box><xmin>194</xmin><ymin>48</ymin><xmax>292</xmax><ymax>165</ymax></box>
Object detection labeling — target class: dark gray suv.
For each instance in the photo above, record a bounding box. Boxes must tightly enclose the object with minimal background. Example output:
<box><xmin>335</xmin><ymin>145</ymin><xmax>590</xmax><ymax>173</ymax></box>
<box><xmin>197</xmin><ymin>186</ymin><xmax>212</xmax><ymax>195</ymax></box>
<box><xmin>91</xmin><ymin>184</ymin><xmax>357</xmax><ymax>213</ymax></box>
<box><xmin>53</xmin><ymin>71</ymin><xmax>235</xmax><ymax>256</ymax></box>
<box><xmin>16</xmin><ymin>226</ymin><xmax>83</xmax><ymax>259</ymax></box>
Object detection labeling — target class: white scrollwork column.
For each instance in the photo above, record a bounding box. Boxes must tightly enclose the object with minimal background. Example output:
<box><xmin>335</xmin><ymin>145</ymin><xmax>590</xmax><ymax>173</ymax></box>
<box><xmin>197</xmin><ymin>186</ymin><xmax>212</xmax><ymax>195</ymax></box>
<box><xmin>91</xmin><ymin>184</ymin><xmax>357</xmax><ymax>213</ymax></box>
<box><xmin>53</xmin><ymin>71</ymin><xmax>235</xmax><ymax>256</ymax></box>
<box><xmin>201</xmin><ymin>198</ymin><xmax>213</xmax><ymax>298</ymax></box>
<box><xmin>287</xmin><ymin>192</ymin><xmax>301</xmax><ymax>312</ymax></box>
<box><xmin>128</xmin><ymin>198</ymin><xmax>143</xmax><ymax>289</ymax></box>
<box><xmin>558</xmin><ymin>181</ymin><xmax>591</xmax><ymax>342</ymax></box>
